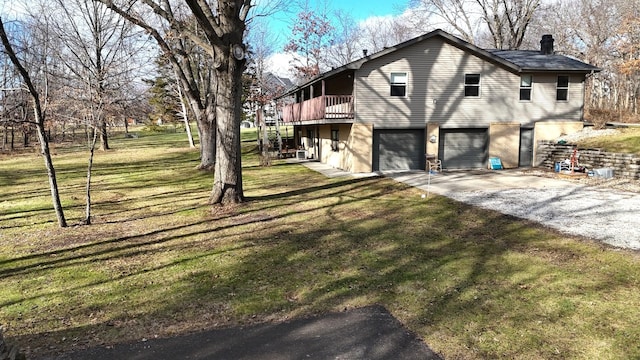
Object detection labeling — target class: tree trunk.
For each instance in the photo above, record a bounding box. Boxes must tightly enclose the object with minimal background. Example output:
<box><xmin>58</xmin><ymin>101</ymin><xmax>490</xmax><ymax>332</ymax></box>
<box><xmin>83</xmin><ymin>127</ymin><xmax>99</xmax><ymax>225</ymax></box>
<box><xmin>196</xmin><ymin>113</ymin><xmax>216</xmax><ymax>171</ymax></box>
<box><xmin>175</xmin><ymin>79</ymin><xmax>196</xmax><ymax>148</ymax></box>
<box><xmin>210</xmin><ymin>52</ymin><xmax>244</xmax><ymax>204</ymax></box>
<box><xmin>0</xmin><ymin>15</ymin><xmax>66</xmax><ymax>227</ymax></box>
<box><xmin>124</xmin><ymin>116</ymin><xmax>129</xmax><ymax>134</ymax></box>
<box><xmin>36</xmin><ymin>116</ymin><xmax>67</xmax><ymax>227</ymax></box>
<box><xmin>100</xmin><ymin>118</ymin><xmax>109</xmax><ymax>150</ymax></box>
<box><xmin>178</xmin><ymin>90</ymin><xmax>195</xmax><ymax>148</ymax></box>
<box><xmin>185</xmin><ymin>119</ymin><xmax>195</xmax><ymax>148</ymax></box>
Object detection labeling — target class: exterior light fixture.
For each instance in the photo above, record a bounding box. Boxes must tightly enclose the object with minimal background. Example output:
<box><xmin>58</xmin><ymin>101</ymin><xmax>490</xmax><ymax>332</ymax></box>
<box><xmin>232</xmin><ymin>44</ymin><xmax>245</xmax><ymax>60</ymax></box>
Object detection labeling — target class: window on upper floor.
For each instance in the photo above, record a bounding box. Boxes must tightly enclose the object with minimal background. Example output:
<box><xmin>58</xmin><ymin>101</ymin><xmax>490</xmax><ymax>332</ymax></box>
<box><xmin>520</xmin><ymin>75</ymin><xmax>533</xmax><ymax>101</ymax></box>
<box><xmin>331</xmin><ymin>129</ymin><xmax>339</xmax><ymax>152</ymax></box>
<box><xmin>464</xmin><ymin>73</ymin><xmax>480</xmax><ymax>97</ymax></box>
<box><xmin>557</xmin><ymin>75</ymin><xmax>569</xmax><ymax>101</ymax></box>
<box><xmin>390</xmin><ymin>72</ymin><xmax>407</xmax><ymax>97</ymax></box>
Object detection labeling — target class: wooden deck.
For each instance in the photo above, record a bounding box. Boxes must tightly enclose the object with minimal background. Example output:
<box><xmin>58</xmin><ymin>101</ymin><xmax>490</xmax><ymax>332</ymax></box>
<box><xmin>282</xmin><ymin>95</ymin><xmax>354</xmax><ymax>123</ymax></box>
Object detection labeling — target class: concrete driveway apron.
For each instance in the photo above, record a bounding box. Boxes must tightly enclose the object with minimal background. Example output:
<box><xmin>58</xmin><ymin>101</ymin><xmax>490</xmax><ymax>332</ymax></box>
<box><xmin>385</xmin><ymin>169</ymin><xmax>569</xmax><ymax>195</ymax></box>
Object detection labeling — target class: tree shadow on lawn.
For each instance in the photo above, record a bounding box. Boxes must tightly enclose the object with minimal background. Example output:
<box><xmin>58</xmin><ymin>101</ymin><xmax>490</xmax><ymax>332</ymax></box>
<box><xmin>0</xmin><ymin>150</ymin><xmax>208</xmax><ymax>228</ymax></box>
<box><xmin>23</xmin><ymin>195</ymin><xmax>576</xmax><ymax>359</ymax></box>
<box><xmin>2</xmin><ymin>176</ymin><xmax>407</xmax><ymax>353</ymax></box>
<box><xmin>0</xmin><ymin>180</ymin><xmax>209</xmax><ymax>230</ymax></box>
<box><xmin>5</xmin><ymin>171</ymin><xmax>638</xmax><ymax>359</ymax></box>
<box><xmin>0</xmin><ymin>175</ymin><xmax>391</xmax><ymax>280</ymax></box>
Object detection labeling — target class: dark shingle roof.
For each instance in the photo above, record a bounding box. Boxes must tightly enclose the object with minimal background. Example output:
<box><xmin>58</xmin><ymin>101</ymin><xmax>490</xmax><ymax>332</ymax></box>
<box><xmin>488</xmin><ymin>50</ymin><xmax>600</xmax><ymax>73</ymax></box>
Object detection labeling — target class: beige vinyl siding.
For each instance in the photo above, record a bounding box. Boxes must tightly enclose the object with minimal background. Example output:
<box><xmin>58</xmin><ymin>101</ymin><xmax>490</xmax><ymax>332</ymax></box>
<box><xmin>320</xmin><ymin>124</ymin><xmax>352</xmax><ymax>170</ymax></box>
<box><xmin>354</xmin><ymin>37</ymin><xmax>586</xmax><ymax>129</ymax></box>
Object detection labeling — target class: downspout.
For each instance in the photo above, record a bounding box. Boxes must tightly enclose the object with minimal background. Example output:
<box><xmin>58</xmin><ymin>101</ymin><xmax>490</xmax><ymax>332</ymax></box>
<box><xmin>316</xmin><ymin>125</ymin><xmax>320</xmax><ymax>161</ymax></box>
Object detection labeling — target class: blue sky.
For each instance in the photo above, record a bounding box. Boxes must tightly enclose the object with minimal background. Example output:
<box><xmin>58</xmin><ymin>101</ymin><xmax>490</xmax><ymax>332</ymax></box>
<box><xmin>260</xmin><ymin>0</ymin><xmax>411</xmax><ymax>77</ymax></box>
<box><xmin>334</xmin><ymin>0</ymin><xmax>407</xmax><ymax>20</ymax></box>
<box><xmin>262</xmin><ymin>0</ymin><xmax>410</xmax><ymax>47</ymax></box>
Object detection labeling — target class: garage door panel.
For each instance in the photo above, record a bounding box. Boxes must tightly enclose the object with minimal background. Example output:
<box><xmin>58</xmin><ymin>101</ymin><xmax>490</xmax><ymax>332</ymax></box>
<box><xmin>374</xmin><ymin>130</ymin><xmax>425</xmax><ymax>171</ymax></box>
<box><xmin>440</xmin><ymin>129</ymin><xmax>487</xmax><ymax>169</ymax></box>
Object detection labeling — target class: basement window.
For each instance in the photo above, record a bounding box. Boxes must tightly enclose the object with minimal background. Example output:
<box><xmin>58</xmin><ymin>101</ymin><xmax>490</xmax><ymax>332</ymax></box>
<box><xmin>390</xmin><ymin>72</ymin><xmax>407</xmax><ymax>97</ymax></box>
<box><xmin>557</xmin><ymin>75</ymin><xmax>569</xmax><ymax>101</ymax></box>
<box><xmin>520</xmin><ymin>75</ymin><xmax>533</xmax><ymax>101</ymax></box>
<box><xmin>464</xmin><ymin>74</ymin><xmax>480</xmax><ymax>97</ymax></box>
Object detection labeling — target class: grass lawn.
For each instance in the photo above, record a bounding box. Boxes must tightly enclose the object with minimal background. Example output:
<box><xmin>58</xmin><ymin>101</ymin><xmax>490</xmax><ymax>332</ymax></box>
<box><xmin>1</xmin><ymin>128</ymin><xmax>640</xmax><ymax>359</ymax></box>
<box><xmin>577</xmin><ymin>127</ymin><xmax>640</xmax><ymax>154</ymax></box>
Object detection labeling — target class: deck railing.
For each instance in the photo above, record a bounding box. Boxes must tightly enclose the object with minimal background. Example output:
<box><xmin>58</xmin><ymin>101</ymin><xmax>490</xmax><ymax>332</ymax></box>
<box><xmin>282</xmin><ymin>95</ymin><xmax>354</xmax><ymax>123</ymax></box>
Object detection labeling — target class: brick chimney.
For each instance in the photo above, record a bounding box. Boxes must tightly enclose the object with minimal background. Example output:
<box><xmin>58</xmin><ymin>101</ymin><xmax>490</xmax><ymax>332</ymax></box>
<box><xmin>540</xmin><ymin>34</ymin><xmax>554</xmax><ymax>55</ymax></box>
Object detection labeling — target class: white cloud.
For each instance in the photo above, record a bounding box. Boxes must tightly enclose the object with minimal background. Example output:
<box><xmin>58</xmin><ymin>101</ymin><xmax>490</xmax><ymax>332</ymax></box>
<box><xmin>265</xmin><ymin>52</ymin><xmax>297</xmax><ymax>79</ymax></box>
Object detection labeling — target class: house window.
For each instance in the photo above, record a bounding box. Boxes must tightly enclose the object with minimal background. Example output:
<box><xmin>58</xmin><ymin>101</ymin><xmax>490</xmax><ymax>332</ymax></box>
<box><xmin>520</xmin><ymin>75</ymin><xmax>533</xmax><ymax>101</ymax></box>
<box><xmin>464</xmin><ymin>74</ymin><xmax>480</xmax><ymax>97</ymax></box>
<box><xmin>390</xmin><ymin>72</ymin><xmax>407</xmax><ymax>97</ymax></box>
<box><xmin>557</xmin><ymin>75</ymin><xmax>569</xmax><ymax>101</ymax></box>
<box><xmin>331</xmin><ymin>129</ymin><xmax>339</xmax><ymax>152</ymax></box>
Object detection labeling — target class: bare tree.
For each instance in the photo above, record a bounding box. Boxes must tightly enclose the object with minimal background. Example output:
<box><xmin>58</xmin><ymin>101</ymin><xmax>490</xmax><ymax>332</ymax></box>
<box><xmin>616</xmin><ymin>7</ymin><xmax>640</xmax><ymax>114</ymax></box>
<box><xmin>326</xmin><ymin>10</ymin><xmax>361</xmax><ymax>67</ymax></box>
<box><xmin>92</xmin><ymin>1</ymin><xmax>220</xmax><ymax>171</ymax></box>
<box><xmin>28</xmin><ymin>0</ymin><xmax>149</xmax><ymax>224</ymax></box>
<box><xmin>94</xmin><ymin>0</ymin><xmax>264</xmax><ymax>204</ymax></box>
<box><xmin>411</xmin><ymin>0</ymin><xmax>540</xmax><ymax>48</ymax></box>
<box><xmin>284</xmin><ymin>6</ymin><xmax>334</xmax><ymax>81</ymax></box>
<box><xmin>186</xmin><ymin>0</ymin><xmax>252</xmax><ymax>203</ymax></box>
<box><xmin>410</xmin><ymin>0</ymin><xmax>479</xmax><ymax>43</ymax></box>
<box><xmin>173</xmin><ymin>68</ymin><xmax>196</xmax><ymax>148</ymax></box>
<box><xmin>526</xmin><ymin>0</ymin><xmax>639</xmax><ymax>120</ymax></box>
<box><xmin>0</xmin><ymin>56</ymin><xmax>22</xmax><ymax>151</ymax></box>
<box><xmin>357</xmin><ymin>13</ymin><xmax>427</xmax><ymax>55</ymax></box>
<box><xmin>246</xmin><ymin>18</ymin><xmax>278</xmax><ymax>163</ymax></box>
<box><xmin>477</xmin><ymin>0</ymin><xmax>541</xmax><ymax>49</ymax></box>
<box><xmin>0</xmin><ymin>17</ymin><xmax>67</xmax><ymax>227</ymax></box>
<box><xmin>46</xmin><ymin>0</ymin><xmax>148</xmax><ymax>151</ymax></box>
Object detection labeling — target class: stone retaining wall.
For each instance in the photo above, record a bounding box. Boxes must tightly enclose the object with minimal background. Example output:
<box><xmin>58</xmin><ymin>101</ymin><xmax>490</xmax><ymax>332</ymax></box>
<box><xmin>536</xmin><ymin>141</ymin><xmax>640</xmax><ymax>179</ymax></box>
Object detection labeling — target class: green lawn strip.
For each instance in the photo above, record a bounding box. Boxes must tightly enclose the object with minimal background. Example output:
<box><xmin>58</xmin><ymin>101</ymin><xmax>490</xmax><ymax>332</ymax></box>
<box><xmin>0</xmin><ymin>129</ymin><xmax>639</xmax><ymax>359</ymax></box>
<box><xmin>577</xmin><ymin>127</ymin><xmax>640</xmax><ymax>154</ymax></box>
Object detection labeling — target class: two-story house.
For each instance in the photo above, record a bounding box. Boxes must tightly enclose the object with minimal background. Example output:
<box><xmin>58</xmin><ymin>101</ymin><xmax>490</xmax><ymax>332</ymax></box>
<box><xmin>278</xmin><ymin>29</ymin><xmax>600</xmax><ymax>172</ymax></box>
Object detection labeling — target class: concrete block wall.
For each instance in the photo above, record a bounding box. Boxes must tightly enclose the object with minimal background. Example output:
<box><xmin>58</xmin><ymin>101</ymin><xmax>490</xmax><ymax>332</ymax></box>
<box><xmin>536</xmin><ymin>141</ymin><xmax>640</xmax><ymax>179</ymax></box>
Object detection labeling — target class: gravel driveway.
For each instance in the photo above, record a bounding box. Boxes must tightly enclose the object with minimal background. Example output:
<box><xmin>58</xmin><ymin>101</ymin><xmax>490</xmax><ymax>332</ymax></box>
<box><xmin>446</xmin><ymin>185</ymin><xmax>640</xmax><ymax>250</ymax></box>
<box><xmin>388</xmin><ymin>170</ymin><xmax>640</xmax><ymax>251</ymax></box>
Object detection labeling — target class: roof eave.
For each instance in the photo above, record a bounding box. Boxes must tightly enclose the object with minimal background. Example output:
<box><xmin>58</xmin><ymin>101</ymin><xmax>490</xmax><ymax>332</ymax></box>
<box><xmin>518</xmin><ymin>67</ymin><xmax>602</xmax><ymax>74</ymax></box>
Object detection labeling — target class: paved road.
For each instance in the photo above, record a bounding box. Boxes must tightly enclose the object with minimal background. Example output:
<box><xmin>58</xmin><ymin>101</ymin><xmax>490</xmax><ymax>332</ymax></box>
<box><xmin>40</xmin><ymin>306</ymin><xmax>440</xmax><ymax>360</ymax></box>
